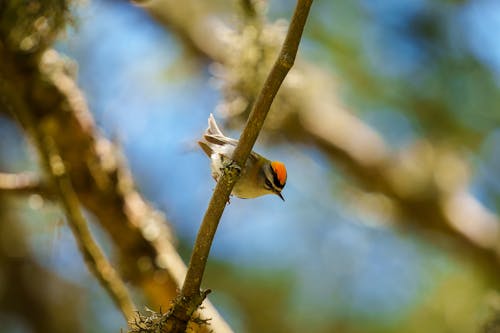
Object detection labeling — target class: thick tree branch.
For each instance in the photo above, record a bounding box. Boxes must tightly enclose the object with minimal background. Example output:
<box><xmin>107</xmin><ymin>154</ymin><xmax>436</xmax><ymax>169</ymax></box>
<box><xmin>163</xmin><ymin>1</ymin><xmax>313</xmax><ymax>331</ymax></box>
<box><xmin>0</xmin><ymin>2</ymin><xmax>232</xmax><ymax>331</ymax></box>
<box><xmin>0</xmin><ymin>49</ymin><xmax>231</xmax><ymax>333</ymax></box>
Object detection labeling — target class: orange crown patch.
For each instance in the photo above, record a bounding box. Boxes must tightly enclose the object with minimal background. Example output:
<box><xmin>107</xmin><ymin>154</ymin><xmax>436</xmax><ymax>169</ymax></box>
<box><xmin>271</xmin><ymin>161</ymin><xmax>287</xmax><ymax>186</ymax></box>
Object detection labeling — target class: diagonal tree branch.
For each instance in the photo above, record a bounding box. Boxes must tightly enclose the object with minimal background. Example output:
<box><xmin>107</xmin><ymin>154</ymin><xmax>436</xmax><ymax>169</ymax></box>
<box><xmin>42</xmin><ymin>145</ymin><xmax>138</xmax><ymax>320</ymax></box>
<box><xmin>163</xmin><ymin>1</ymin><xmax>313</xmax><ymax>331</ymax></box>
<box><xmin>0</xmin><ymin>47</ymin><xmax>231</xmax><ymax>332</ymax></box>
<box><xmin>3</xmin><ymin>63</ymin><xmax>137</xmax><ymax>320</ymax></box>
<box><xmin>135</xmin><ymin>0</ymin><xmax>500</xmax><ymax>272</ymax></box>
<box><xmin>0</xmin><ymin>2</ymin><xmax>232</xmax><ymax>331</ymax></box>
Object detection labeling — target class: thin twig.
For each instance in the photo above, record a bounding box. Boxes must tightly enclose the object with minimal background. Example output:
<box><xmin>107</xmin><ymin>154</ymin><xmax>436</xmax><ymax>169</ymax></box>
<box><xmin>165</xmin><ymin>0</ymin><xmax>313</xmax><ymax>330</ymax></box>
<box><xmin>0</xmin><ymin>172</ymin><xmax>54</xmax><ymax>197</ymax></box>
<box><xmin>138</xmin><ymin>0</ymin><xmax>500</xmax><ymax>271</ymax></box>
<box><xmin>44</xmin><ymin>136</ymin><xmax>138</xmax><ymax>320</ymax></box>
<box><xmin>5</xmin><ymin>83</ymin><xmax>137</xmax><ymax>321</ymax></box>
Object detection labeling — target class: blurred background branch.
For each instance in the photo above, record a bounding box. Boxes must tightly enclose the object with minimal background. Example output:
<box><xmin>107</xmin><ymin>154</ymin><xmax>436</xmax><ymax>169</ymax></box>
<box><xmin>0</xmin><ymin>172</ymin><xmax>53</xmax><ymax>197</ymax></box>
<box><xmin>1</xmin><ymin>0</ymin><xmax>499</xmax><ymax>332</ymax></box>
<box><xmin>136</xmin><ymin>0</ymin><xmax>500</xmax><ymax>271</ymax></box>
<box><xmin>10</xmin><ymin>87</ymin><xmax>137</xmax><ymax>319</ymax></box>
<box><xmin>0</xmin><ymin>196</ymin><xmax>84</xmax><ymax>333</ymax></box>
<box><xmin>0</xmin><ymin>0</ymin><xmax>231</xmax><ymax>332</ymax></box>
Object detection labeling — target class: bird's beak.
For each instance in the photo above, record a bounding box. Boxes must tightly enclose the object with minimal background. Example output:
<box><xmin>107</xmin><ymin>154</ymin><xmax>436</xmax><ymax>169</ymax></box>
<box><xmin>276</xmin><ymin>192</ymin><xmax>285</xmax><ymax>201</ymax></box>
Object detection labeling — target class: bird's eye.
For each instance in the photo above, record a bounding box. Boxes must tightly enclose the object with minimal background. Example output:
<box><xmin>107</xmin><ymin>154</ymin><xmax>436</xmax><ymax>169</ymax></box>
<box><xmin>265</xmin><ymin>179</ymin><xmax>273</xmax><ymax>189</ymax></box>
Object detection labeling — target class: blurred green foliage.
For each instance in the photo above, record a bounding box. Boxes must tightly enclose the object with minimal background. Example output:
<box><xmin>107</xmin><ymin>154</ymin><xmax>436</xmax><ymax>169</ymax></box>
<box><xmin>0</xmin><ymin>0</ymin><xmax>499</xmax><ymax>332</ymax></box>
<box><xmin>304</xmin><ymin>0</ymin><xmax>500</xmax><ymax>144</ymax></box>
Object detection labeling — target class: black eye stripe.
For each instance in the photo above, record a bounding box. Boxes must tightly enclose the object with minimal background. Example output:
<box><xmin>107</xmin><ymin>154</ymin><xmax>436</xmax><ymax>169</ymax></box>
<box><xmin>266</xmin><ymin>177</ymin><xmax>284</xmax><ymax>192</ymax></box>
<box><xmin>272</xmin><ymin>170</ymin><xmax>285</xmax><ymax>188</ymax></box>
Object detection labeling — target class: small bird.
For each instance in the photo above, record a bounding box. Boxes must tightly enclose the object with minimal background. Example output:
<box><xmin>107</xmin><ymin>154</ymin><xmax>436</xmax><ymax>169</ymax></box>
<box><xmin>198</xmin><ymin>114</ymin><xmax>287</xmax><ymax>201</ymax></box>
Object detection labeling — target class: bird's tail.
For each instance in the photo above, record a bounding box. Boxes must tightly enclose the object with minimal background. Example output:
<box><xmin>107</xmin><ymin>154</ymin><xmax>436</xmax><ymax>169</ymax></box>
<box><xmin>206</xmin><ymin>113</ymin><xmax>224</xmax><ymax>137</ymax></box>
<box><xmin>198</xmin><ymin>113</ymin><xmax>226</xmax><ymax>157</ymax></box>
